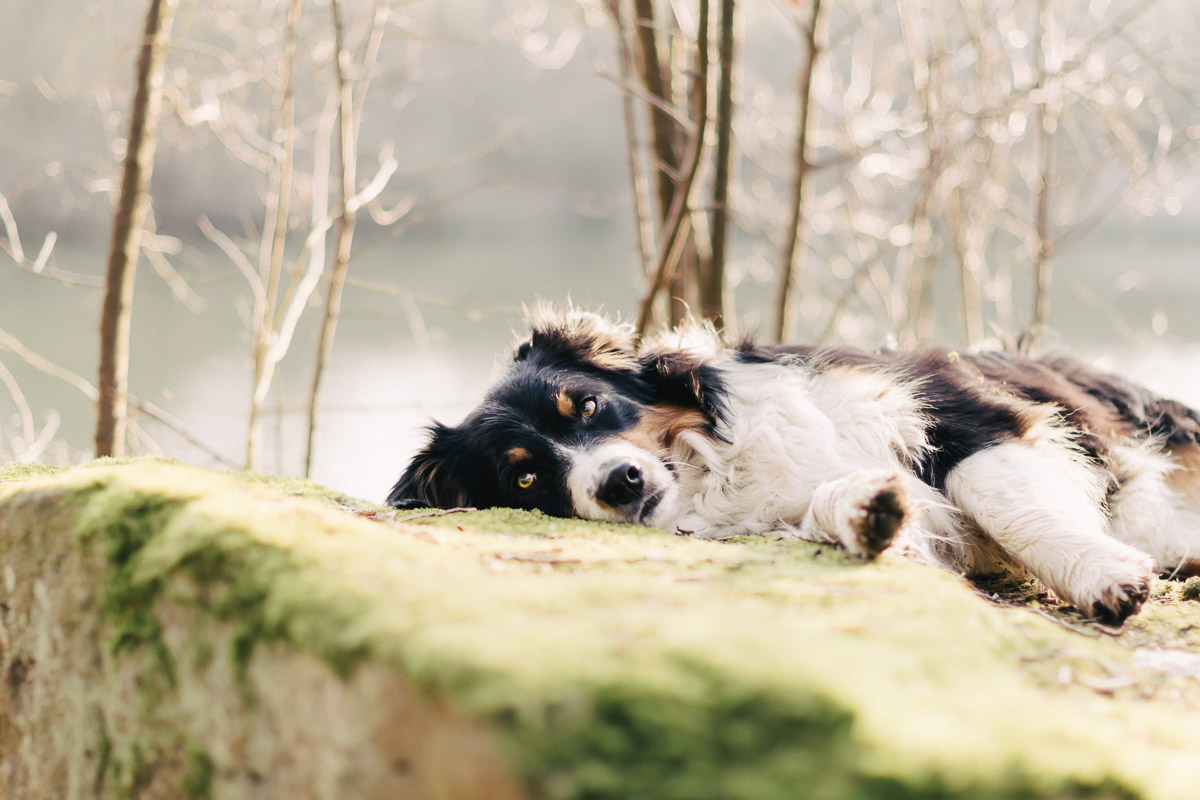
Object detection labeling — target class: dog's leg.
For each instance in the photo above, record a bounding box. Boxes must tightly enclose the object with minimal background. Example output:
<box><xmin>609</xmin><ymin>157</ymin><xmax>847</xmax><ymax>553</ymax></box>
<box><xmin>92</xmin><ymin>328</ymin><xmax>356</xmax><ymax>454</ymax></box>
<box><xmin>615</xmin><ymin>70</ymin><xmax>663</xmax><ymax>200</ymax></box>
<box><xmin>945</xmin><ymin>440</ymin><xmax>1155</xmax><ymax>624</ymax></box>
<box><xmin>798</xmin><ymin>470</ymin><xmax>910</xmax><ymax>559</ymax></box>
<box><xmin>1107</xmin><ymin>441</ymin><xmax>1200</xmax><ymax>577</ymax></box>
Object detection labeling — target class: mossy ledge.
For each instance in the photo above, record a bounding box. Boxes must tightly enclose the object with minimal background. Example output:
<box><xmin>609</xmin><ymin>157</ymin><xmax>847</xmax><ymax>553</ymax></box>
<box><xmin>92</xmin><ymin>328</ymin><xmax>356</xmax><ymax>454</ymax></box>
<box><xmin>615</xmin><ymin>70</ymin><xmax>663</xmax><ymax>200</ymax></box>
<box><xmin>1</xmin><ymin>460</ymin><xmax>1199</xmax><ymax>799</ymax></box>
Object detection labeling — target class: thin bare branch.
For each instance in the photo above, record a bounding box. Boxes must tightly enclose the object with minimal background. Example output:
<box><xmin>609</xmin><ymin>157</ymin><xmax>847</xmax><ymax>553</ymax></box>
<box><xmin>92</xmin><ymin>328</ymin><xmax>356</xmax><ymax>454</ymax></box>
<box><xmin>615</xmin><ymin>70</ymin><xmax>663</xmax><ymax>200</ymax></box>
<box><xmin>632</xmin><ymin>0</ymin><xmax>683</xmax><ymax>232</ymax></box>
<box><xmin>197</xmin><ymin>214</ymin><xmax>265</xmax><ymax>304</ymax></box>
<box><xmin>131</xmin><ymin>398</ymin><xmax>239</xmax><ymax>469</ymax></box>
<box><xmin>247</xmin><ymin>0</ymin><xmax>303</xmax><ymax>471</ymax></box>
<box><xmin>303</xmin><ymin>0</ymin><xmax>394</xmax><ymax>478</ymax></box>
<box><xmin>0</xmin><ymin>192</ymin><xmax>91</xmax><ymax>287</ymax></box>
<box><xmin>1030</xmin><ymin>0</ymin><xmax>1055</xmax><ymax>341</ymax></box>
<box><xmin>0</xmin><ymin>357</ymin><xmax>37</xmax><ymax>457</ymax></box>
<box><xmin>772</xmin><ymin>0</ymin><xmax>823</xmax><ymax>343</ymax></box>
<box><xmin>269</xmin><ymin>147</ymin><xmax>398</xmax><ymax>370</ymax></box>
<box><xmin>0</xmin><ymin>328</ymin><xmax>100</xmax><ymax>401</ymax></box>
<box><xmin>0</xmin><ymin>327</ymin><xmax>233</xmax><ymax>467</ymax></box>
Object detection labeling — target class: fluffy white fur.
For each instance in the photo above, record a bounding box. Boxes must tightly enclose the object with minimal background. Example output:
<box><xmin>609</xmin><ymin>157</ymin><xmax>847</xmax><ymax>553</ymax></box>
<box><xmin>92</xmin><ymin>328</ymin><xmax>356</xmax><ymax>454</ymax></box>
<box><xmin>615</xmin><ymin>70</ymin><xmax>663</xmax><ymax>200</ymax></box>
<box><xmin>396</xmin><ymin>310</ymin><xmax>1200</xmax><ymax>623</ymax></box>
<box><xmin>945</xmin><ymin>440</ymin><xmax>1154</xmax><ymax>615</ymax></box>
<box><xmin>558</xmin><ymin>346</ymin><xmax>1195</xmax><ymax>622</ymax></box>
<box><xmin>1105</xmin><ymin>441</ymin><xmax>1200</xmax><ymax>575</ymax></box>
<box><xmin>665</xmin><ymin>360</ymin><xmax>931</xmax><ymax>537</ymax></box>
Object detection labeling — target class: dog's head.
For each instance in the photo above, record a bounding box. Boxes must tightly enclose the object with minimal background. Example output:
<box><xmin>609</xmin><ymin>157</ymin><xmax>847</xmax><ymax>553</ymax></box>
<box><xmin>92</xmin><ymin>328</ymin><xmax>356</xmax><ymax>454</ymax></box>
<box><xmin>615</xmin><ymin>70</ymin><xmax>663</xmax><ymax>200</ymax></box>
<box><xmin>387</xmin><ymin>306</ymin><xmax>727</xmax><ymax>528</ymax></box>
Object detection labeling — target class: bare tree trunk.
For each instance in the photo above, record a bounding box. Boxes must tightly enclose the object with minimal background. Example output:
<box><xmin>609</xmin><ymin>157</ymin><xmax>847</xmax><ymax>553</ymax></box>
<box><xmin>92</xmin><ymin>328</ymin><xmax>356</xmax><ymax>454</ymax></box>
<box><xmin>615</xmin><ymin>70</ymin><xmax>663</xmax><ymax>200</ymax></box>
<box><xmin>666</xmin><ymin>14</ymin><xmax>700</xmax><ymax>328</ymax></box>
<box><xmin>610</xmin><ymin>0</ymin><xmax>655</xmax><ymax>281</ymax></box>
<box><xmin>636</xmin><ymin>0</ymin><xmax>711</xmax><ymax>336</ymax></box>
<box><xmin>1031</xmin><ymin>0</ymin><xmax>1055</xmax><ymax>342</ymax></box>
<box><xmin>96</xmin><ymin>0</ymin><xmax>178</xmax><ymax>458</ymax></box>
<box><xmin>771</xmin><ymin>0</ymin><xmax>824</xmax><ymax>344</ymax></box>
<box><xmin>632</xmin><ymin>0</ymin><xmax>680</xmax><ymax>225</ymax></box>
<box><xmin>631</xmin><ymin>0</ymin><xmax>684</xmax><ymax>328</ymax></box>
<box><xmin>247</xmin><ymin>0</ymin><xmax>303</xmax><ymax>470</ymax></box>
<box><xmin>701</xmin><ymin>0</ymin><xmax>735</xmax><ymax>329</ymax></box>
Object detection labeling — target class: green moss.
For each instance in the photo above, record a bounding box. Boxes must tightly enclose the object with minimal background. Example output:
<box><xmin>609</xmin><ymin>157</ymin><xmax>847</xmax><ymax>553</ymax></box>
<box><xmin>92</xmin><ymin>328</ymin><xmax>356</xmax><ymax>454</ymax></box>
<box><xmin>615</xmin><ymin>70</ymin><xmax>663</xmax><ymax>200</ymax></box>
<box><xmin>232</xmin><ymin>469</ymin><xmax>375</xmax><ymax>509</ymax></box>
<box><xmin>190</xmin><ymin>637</ymin><xmax>214</xmax><ymax>672</ymax></box>
<box><xmin>182</xmin><ymin>749</ymin><xmax>215</xmax><ymax>800</ymax></box>
<box><xmin>92</xmin><ymin>708</ymin><xmax>112</xmax><ymax>798</ymax></box>
<box><xmin>3</xmin><ymin>460</ymin><xmax>1200</xmax><ymax>799</ymax></box>
<box><xmin>174</xmin><ymin>545</ymin><xmax>284</xmax><ymax>680</ymax></box>
<box><xmin>75</xmin><ymin>486</ymin><xmax>184</xmax><ymax>685</ymax></box>
<box><xmin>1180</xmin><ymin>577</ymin><xmax>1200</xmax><ymax>601</ymax></box>
<box><xmin>167</xmin><ymin>527</ymin><xmax>370</xmax><ymax>680</ymax></box>
<box><xmin>391</xmin><ymin>504</ymin><xmax>674</xmax><ymax>540</ymax></box>
<box><xmin>495</xmin><ymin>676</ymin><xmax>1137</xmax><ymax>800</ymax></box>
<box><xmin>497</xmin><ymin>681</ymin><xmax>858</xmax><ymax>800</ymax></box>
<box><xmin>0</xmin><ymin>461</ymin><xmax>59</xmax><ymax>487</ymax></box>
<box><xmin>122</xmin><ymin>741</ymin><xmax>153</xmax><ymax>799</ymax></box>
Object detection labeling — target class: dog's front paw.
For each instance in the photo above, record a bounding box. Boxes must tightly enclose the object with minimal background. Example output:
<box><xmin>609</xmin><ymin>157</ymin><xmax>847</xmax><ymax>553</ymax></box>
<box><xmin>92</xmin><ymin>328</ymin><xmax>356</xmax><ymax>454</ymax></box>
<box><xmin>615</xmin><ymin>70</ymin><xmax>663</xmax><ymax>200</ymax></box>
<box><xmin>805</xmin><ymin>471</ymin><xmax>910</xmax><ymax>559</ymax></box>
<box><xmin>858</xmin><ymin>482</ymin><xmax>906</xmax><ymax>558</ymax></box>
<box><xmin>844</xmin><ymin>474</ymin><xmax>908</xmax><ymax>559</ymax></box>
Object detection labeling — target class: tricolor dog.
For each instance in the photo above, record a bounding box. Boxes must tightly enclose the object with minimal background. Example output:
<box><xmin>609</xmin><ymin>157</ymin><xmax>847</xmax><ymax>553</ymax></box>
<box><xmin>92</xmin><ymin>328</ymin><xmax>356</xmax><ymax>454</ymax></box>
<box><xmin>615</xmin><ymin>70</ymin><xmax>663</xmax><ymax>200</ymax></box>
<box><xmin>389</xmin><ymin>305</ymin><xmax>1200</xmax><ymax>624</ymax></box>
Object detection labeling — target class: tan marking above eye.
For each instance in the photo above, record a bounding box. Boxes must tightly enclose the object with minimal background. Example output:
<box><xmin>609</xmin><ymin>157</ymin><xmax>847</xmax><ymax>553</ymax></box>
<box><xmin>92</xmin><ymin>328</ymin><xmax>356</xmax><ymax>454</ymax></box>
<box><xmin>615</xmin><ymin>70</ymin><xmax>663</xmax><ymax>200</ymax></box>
<box><xmin>506</xmin><ymin>447</ymin><xmax>531</xmax><ymax>463</ymax></box>
<box><xmin>555</xmin><ymin>391</ymin><xmax>575</xmax><ymax>418</ymax></box>
<box><xmin>517</xmin><ymin>472</ymin><xmax>537</xmax><ymax>490</ymax></box>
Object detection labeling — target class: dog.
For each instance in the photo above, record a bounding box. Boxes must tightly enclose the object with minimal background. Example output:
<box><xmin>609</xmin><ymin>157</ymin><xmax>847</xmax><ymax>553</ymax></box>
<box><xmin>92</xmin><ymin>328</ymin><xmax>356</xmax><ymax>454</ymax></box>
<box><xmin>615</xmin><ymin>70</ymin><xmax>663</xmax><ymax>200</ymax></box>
<box><xmin>388</xmin><ymin>305</ymin><xmax>1200</xmax><ymax>624</ymax></box>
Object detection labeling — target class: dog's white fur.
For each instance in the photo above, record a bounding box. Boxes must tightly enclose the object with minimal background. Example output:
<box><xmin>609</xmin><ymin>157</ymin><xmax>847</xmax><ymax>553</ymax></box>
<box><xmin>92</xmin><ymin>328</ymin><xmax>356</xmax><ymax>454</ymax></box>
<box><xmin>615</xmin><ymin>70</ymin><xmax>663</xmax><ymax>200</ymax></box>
<box><xmin>563</xmin><ymin>340</ymin><xmax>1199</xmax><ymax>620</ymax></box>
<box><xmin>394</xmin><ymin>307</ymin><xmax>1200</xmax><ymax>621</ymax></box>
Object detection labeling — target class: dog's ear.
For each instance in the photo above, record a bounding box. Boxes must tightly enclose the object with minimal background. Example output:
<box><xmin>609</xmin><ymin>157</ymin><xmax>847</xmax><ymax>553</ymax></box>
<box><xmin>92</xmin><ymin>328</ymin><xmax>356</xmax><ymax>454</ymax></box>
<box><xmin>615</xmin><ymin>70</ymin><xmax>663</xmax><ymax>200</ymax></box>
<box><xmin>638</xmin><ymin>323</ymin><xmax>729</xmax><ymax>429</ymax></box>
<box><xmin>515</xmin><ymin>304</ymin><xmax>638</xmax><ymax>372</ymax></box>
<box><xmin>387</xmin><ymin>423</ymin><xmax>471</xmax><ymax>509</ymax></box>
<box><xmin>638</xmin><ymin>350</ymin><xmax>729</xmax><ymax>429</ymax></box>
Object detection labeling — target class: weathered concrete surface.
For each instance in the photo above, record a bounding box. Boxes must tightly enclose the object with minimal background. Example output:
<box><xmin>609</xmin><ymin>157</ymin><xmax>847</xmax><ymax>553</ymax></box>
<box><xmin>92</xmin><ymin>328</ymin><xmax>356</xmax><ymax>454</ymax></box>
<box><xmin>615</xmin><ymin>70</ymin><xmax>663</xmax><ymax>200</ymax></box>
<box><xmin>1</xmin><ymin>459</ymin><xmax>1200</xmax><ymax>799</ymax></box>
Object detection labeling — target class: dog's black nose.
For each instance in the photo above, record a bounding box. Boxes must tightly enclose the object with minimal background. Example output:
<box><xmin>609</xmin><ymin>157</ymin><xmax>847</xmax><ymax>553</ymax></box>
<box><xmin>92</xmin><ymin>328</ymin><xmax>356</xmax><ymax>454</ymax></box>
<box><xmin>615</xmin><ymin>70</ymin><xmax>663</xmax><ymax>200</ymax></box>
<box><xmin>597</xmin><ymin>460</ymin><xmax>644</xmax><ymax>508</ymax></box>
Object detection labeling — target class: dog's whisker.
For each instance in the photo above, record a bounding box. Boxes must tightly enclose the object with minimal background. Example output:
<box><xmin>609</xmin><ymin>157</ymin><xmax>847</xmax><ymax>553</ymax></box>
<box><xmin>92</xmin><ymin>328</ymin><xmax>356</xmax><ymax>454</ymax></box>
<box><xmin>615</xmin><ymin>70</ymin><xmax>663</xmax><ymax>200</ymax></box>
<box><xmin>661</xmin><ymin>459</ymin><xmax>702</xmax><ymax>471</ymax></box>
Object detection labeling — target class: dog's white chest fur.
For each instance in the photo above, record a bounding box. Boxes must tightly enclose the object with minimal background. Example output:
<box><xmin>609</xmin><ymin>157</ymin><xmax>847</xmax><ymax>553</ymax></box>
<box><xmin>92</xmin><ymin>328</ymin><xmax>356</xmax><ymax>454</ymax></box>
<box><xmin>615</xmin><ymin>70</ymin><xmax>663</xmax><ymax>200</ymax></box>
<box><xmin>668</xmin><ymin>361</ymin><xmax>929</xmax><ymax>537</ymax></box>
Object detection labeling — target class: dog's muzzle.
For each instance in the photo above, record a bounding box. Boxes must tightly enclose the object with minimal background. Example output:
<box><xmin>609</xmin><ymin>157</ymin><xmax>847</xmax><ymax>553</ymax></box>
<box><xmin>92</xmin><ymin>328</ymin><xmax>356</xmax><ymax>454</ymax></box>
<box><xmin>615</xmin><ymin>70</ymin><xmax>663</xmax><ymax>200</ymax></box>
<box><xmin>566</xmin><ymin>443</ymin><xmax>677</xmax><ymax>527</ymax></box>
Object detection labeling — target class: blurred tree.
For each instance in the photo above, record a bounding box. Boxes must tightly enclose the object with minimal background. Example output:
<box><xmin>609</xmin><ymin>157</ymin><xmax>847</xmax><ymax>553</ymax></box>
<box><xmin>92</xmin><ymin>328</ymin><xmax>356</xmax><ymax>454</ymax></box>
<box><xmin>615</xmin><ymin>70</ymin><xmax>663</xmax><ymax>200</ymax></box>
<box><xmin>304</xmin><ymin>0</ymin><xmax>389</xmax><ymax>478</ymax></box>
<box><xmin>702</xmin><ymin>0</ymin><xmax>737</xmax><ymax>329</ymax></box>
<box><xmin>634</xmin><ymin>0</ymin><xmax>711</xmax><ymax>334</ymax></box>
<box><xmin>772</xmin><ymin>0</ymin><xmax>824</xmax><ymax>344</ymax></box>
<box><xmin>742</xmin><ymin>0</ymin><xmax>1200</xmax><ymax>348</ymax></box>
<box><xmin>182</xmin><ymin>0</ymin><xmax>402</xmax><ymax>471</ymax></box>
<box><xmin>96</xmin><ymin>0</ymin><xmax>178</xmax><ymax>457</ymax></box>
<box><xmin>2</xmin><ymin>0</ymin><xmax>1198</xmax><ymax>484</ymax></box>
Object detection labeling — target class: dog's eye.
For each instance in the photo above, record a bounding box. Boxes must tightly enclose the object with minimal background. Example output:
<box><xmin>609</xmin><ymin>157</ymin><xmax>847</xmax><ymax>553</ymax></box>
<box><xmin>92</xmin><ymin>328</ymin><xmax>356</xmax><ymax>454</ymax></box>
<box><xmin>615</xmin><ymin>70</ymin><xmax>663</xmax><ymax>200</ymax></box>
<box><xmin>581</xmin><ymin>397</ymin><xmax>598</xmax><ymax>419</ymax></box>
<box><xmin>516</xmin><ymin>472</ymin><xmax>537</xmax><ymax>490</ymax></box>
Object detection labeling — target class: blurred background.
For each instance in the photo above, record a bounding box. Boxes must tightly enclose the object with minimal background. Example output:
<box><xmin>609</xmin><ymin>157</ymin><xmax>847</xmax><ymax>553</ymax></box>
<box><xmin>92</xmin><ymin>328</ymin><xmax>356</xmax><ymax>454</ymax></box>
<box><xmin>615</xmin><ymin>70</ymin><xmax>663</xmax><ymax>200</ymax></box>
<box><xmin>1</xmin><ymin>0</ymin><xmax>1198</xmax><ymax>502</ymax></box>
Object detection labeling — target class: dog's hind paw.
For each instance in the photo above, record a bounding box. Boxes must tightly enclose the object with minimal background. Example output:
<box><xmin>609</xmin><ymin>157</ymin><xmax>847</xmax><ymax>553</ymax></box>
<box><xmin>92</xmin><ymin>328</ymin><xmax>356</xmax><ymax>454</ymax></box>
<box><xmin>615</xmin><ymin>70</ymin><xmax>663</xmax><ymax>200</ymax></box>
<box><xmin>1089</xmin><ymin>578</ymin><xmax>1152</xmax><ymax>626</ymax></box>
<box><xmin>1050</xmin><ymin>542</ymin><xmax>1156</xmax><ymax>625</ymax></box>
